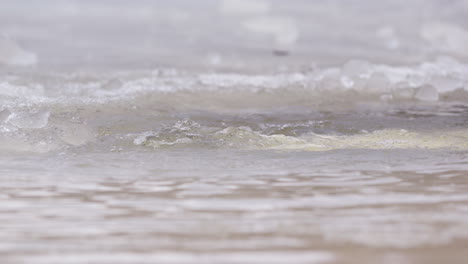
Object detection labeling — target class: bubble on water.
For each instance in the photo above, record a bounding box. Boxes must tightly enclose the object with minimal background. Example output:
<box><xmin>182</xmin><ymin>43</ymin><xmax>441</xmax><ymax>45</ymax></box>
<box><xmin>8</xmin><ymin>110</ymin><xmax>50</xmax><ymax>129</ymax></box>
<box><xmin>414</xmin><ymin>85</ymin><xmax>439</xmax><ymax>102</ymax></box>
<box><xmin>0</xmin><ymin>36</ymin><xmax>37</xmax><ymax>66</ymax></box>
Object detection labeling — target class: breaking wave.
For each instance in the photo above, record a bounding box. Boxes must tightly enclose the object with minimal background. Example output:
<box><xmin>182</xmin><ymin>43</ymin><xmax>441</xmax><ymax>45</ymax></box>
<box><xmin>1</xmin><ymin>58</ymin><xmax>467</xmax><ymax>153</ymax></box>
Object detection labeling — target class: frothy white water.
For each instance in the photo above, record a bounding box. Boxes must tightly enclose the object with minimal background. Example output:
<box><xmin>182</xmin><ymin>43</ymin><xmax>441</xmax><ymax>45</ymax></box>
<box><xmin>1</xmin><ymin>57</ymin><xmax>467</xmax><ymax>109</ymax></box>
<box><xmin>134</xmin><ymin>124</ymin><xmax>468</xmax><ymax>151</ymax></box>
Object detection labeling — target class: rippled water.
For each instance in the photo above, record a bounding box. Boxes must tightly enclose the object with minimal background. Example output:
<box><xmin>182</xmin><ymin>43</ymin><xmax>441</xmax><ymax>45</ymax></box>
<box><xmin>1</xmin><ymin>1</ymin><xmax>468</xmax><ymax>264</ymax></box>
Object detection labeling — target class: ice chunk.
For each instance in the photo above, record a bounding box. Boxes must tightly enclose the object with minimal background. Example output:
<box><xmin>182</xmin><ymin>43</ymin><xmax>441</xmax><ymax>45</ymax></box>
<box><xmin>366</xmin><ymin>72</ymin><xmax>390</xmax><ymax>92</ymax></box>
<box><xmin>0</xmin><ymin>109</ymin><xmax>12</xmax><ymax>123</ymax></box>
<box><xmin>339</xmin><ymin>60</ymin><xmax>372</xmax><ymax>90</ymax></box>
<box><xmin>393</xmin><ymin>86</ymin><xmax>414</xmax><ymax>100</ymax></box>
<box><xmin>342</xmin><ymin>60</ymin><xmax>371</xmax><ymax>78</ymax></box>
<box><xmin>318</xmin><ymin>68</ymin><xmax>342</xmax><ymax>91</ymax></box>
<box><xmin>434</xmin><ymin>55</ymin><xmax>461</xmax><ymax>68</ymax></box>
<box><xmin>430</xmin><ymin>76</ymin><xmax>462</xmax><ymax>93</ymax></box>
<box><xmin>8</xmin><ymin>110</ymin><xmax>50</xmax><ymax>129</ymax></box>
<box><xmin>0</xmin><ymin>36</ymin><xmax>37</xmax><ymax>66</ymax></box>
<box><xmin>242</xmin><ymin>16</ymin><xmax>299</xmax><ymax>46</ymax></box>
<box><xmin>414</xmin><ymin>86</ymin><xmax>439</xmax><ymax>101</ymax></box>
<box><xmin>220</xmin><ymin>0</ymin><xmax>270</xmax><ymax>15</ymax></box>
<box><xmin>58</xmin><ymin>123</ymin><xmax>94</xmax><ymax>146</ymax></box>
<box><xmin>340</xmin><ymin>76</ymin><xmax>354</xmax><ymax>88</ymax></box>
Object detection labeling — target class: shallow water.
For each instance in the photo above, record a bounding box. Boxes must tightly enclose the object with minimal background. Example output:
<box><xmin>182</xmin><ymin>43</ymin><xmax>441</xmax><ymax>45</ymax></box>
<box><xmin>2</xmin><ymin>149</ymin><xmax>468</xmax><ymax>264</ymax></box>
<box><xmin>1</xmin><ymin>1</ymin><xmax>468</xmax><ymax>264</ymax></box>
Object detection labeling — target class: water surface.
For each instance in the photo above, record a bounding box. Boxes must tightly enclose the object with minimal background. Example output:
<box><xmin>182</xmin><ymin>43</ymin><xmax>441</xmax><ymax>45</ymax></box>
<box><xmin>1</xmin><ymin>1</ymin><xmax>468</xmax><ymax>263</ymax></box>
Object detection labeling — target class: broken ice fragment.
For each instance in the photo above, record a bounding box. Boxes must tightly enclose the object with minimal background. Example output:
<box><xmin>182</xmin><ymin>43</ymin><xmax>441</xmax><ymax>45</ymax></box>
<box><xmin>414</xmin><ymin>86</ymin><xmax>439</xmax><ymax>102</ymax></box>
<box><xmin>430</xmin><ymin>76</ymin><xmax>462</xmax><ymax>93</ymax></box>
<box><xmin>393</xmin><ymin>87</ymin><xmax>414</xmax><ymax>100</ymax></box>
<box><xmin>0</xmin><ymin>109</ymin><xmax>12</xmax><ymax>123</ymax></box>
<box><xmin>8</xmin><ymin>110</ymin><xmax>50</xmax><ymax>129</ymax></box>
<box><xmin>58</xmin><ymin>123</ymin><xmax>94</xmax><ymax>146</ymax></box>
<box><xmin>366</xmin><ymin>72</ymin><xmax>390</xmax><ymax>92</ymax></box>
<box><xmin>342</xmin><ymin>60</ymin><xmax>371</xmax><ymax>77</ymax></box>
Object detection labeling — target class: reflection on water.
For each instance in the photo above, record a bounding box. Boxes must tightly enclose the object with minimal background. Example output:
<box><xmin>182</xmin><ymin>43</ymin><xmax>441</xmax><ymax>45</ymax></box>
<box><xmin>1</xmin><ymin>148</ymin><xmax>468</xmax><ymax>264</ymax></box>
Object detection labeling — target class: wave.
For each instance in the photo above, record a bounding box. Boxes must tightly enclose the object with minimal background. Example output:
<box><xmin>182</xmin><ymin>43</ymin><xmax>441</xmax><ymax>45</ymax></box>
<box><xmin>1</xmin><ymin>116</ymin><xmax>467</xmax><ymax>153</ymax></box>
<box><xmin>1</xmin><ymin>58</ymin><xmax>467</xmax><ymax>153</ymax></box>
<box><xmin>133</xmin><ymin>121</ymin><xmax>468</xmax><ymax>151</ymax></box>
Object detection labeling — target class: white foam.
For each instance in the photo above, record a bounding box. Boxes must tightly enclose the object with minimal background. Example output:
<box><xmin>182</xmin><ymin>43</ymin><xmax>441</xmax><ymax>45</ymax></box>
<box><xmin>0</xmin><ymin>58</ymin><xmax>467</xmax><ymax>110</ymax></box>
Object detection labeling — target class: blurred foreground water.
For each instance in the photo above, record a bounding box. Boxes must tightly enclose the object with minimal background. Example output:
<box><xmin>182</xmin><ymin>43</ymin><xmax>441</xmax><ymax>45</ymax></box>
<box><xmin>1</xmin><ymin>1</ymin><xmax>468</xmax><ymax>263</ymax></box>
